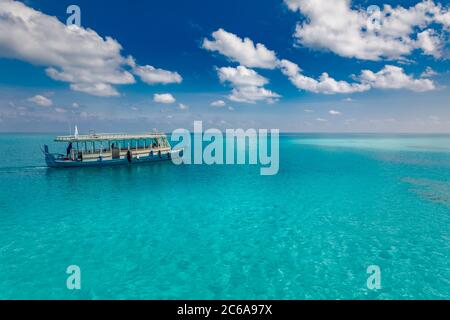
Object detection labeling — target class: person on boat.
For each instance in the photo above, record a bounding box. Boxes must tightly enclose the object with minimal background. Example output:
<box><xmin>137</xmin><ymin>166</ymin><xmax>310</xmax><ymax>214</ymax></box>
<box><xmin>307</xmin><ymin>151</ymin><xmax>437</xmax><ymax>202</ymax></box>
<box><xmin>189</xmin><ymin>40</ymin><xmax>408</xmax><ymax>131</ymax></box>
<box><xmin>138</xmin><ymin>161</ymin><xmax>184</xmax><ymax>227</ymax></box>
<box><xmin>66</xmin><ymin>142</ymin><xmax>73</xmax><ymax>157</ymax></box>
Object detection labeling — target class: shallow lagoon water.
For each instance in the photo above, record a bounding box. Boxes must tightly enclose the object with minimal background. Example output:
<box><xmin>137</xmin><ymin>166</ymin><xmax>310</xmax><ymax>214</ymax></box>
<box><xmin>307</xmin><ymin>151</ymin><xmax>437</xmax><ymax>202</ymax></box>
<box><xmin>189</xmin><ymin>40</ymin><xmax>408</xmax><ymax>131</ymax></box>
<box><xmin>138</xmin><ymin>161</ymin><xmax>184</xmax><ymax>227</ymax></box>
<box><xmin>0</xmin><ymin>133</ymin><xmax>449</xmax><ymax>299</ymax></box>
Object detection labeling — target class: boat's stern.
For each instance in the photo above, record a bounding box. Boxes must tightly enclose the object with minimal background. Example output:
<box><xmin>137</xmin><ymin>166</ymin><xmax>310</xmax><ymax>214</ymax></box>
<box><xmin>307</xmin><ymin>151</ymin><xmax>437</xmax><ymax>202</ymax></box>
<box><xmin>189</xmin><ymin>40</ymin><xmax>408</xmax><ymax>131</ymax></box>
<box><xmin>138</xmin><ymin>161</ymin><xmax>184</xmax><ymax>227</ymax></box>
<box><xmin>42</xmin><ymin>145</ymin><xmax>58</xmax><ymax>167</ymax></box>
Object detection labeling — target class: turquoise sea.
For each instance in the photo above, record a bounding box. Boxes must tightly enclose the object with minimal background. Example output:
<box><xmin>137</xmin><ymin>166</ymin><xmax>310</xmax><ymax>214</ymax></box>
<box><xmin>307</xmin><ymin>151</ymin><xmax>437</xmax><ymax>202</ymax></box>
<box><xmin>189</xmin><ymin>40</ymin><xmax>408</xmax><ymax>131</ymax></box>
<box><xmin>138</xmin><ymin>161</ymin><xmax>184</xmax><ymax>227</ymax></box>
<box><xmin>0</xmin><ymin>133</ymin><xmax>449</xmax><ymax>299</ymax></box>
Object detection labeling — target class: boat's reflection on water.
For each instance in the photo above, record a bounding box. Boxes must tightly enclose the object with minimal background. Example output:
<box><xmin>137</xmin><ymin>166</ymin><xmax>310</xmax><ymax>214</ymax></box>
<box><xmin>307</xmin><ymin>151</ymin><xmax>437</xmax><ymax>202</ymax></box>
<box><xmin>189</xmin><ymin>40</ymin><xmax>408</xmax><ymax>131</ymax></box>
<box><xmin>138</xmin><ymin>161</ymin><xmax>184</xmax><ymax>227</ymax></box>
<box><xmin>44</xmin><ymin>160</ymin><xmax>177</xmax><ymax>189</ymax></box>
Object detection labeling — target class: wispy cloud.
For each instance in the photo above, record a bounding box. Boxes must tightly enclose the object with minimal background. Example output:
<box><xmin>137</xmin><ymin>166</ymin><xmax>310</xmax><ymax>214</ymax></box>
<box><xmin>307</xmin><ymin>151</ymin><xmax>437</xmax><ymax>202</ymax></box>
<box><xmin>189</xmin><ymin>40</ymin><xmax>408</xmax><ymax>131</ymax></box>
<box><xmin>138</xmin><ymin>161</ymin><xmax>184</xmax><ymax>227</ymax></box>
<box><xmin>178</xmin><ymin>103</ymin><xmax>189</xmax><ymax>110</ymax></box>
<box><xmin>210</xmin><ymin>100</ymin><xmax>226</xmax><ymax>107</ymax></box>
<box><xmin>27</xmin><ymin>95</ymin><xmax>52</xmax><ymax>107</ymax></box>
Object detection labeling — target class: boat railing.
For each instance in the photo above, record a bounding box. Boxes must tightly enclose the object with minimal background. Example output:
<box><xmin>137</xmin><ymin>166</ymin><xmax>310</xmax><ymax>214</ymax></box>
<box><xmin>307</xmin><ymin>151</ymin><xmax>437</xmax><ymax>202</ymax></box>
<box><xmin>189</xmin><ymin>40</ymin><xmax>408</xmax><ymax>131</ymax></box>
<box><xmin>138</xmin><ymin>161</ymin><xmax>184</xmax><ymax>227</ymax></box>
<box><xmin>55</xmin><ymin>132</ymin><xmax>167</xmax><ymax>142</ymax></box>
<box><xmin>78</xmin><ymin>145</ymin><xmax>169</xmax><ymax>154</ymax></box>
<box><xmin>70</xmin><ymin>145</ymin><xmax>171</xmax><ymax>160</ymax></box>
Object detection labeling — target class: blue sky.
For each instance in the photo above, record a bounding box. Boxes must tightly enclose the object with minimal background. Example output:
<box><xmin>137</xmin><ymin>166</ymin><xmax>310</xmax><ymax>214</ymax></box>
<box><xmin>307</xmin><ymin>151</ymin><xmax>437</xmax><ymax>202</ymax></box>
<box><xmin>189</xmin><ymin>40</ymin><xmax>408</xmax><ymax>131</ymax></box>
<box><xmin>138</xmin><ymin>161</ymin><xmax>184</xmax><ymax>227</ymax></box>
<box><xmin>0</xmin><ymin>0</ymin><xmax>449</xmax><ymax>132</ymax></box>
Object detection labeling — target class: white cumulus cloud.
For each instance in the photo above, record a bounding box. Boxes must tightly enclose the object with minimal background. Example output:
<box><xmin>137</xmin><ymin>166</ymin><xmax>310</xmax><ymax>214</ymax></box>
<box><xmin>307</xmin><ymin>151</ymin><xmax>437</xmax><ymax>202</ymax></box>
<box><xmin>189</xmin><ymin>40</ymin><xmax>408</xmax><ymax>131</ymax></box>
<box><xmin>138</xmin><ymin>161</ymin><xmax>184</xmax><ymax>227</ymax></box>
<box><xmin>358</xmin><ymin>65</ymin><xmax>436</xmax><ymax>92</ymax></box>
<box><xmin>202</xmin><ymin>29</ymin><xmax>278</xmax><ymax>69</ymax></box>
<box><xmin>204</xmin><ymin>30</ymin><xmax>437</xmax><ymax>97</ymax></box>
<box><xmin>153</xmin><ymin>93</ymin><xmax>176</xmax><ymax>104</ymax></box>
<box><xmin>217</xmin><ymin>66</ymin><xmax>269</xmax><ymax>87</ymax></box>
<box><xmin>229</xmin><ymin>86</ymin><xmax>280</xmax><ymax>104</ymax></box>
<box><xmin>0</xmin><ymin>0</ymin><xmax>181</xmax><ymax>96</ymax></box>
<box><xmin>284</xmin><ymin>0</ymin><xmax>449</xmax><ymax>61</ymax></box>
<box><xmin>216</xmin><ymin>66</ymin><xmax>280</xmax><ymax>103</ymax></box>
<box><xmin>132</xmin><ymin>64</ymin><xmax>182</xmax><ymax>85</ymax></box>
<box><xmin>201</xmin><ymin>11</ymin><xmax>444</xmax><ymax>99</ymax></box>
<box><xmin>279</xmin><ymin>59</ymin><xmax>370</xmax><ymax>94</ymax></box>
<box><xmin>416</xmin><ymin>29</ymin><xmax>443</xmax><ymax>58</ymax></box>
<box><xmin>279</xmin><ymin>59</ymin><xmax>436</xmax><ymax>94</ymax></box>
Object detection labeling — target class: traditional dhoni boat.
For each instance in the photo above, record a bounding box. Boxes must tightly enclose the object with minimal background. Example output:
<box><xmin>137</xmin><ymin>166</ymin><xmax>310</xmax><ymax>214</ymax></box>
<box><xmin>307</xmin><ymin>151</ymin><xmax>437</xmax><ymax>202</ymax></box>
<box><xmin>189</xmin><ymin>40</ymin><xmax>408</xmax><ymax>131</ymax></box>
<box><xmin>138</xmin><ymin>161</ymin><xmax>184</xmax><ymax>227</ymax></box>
<box><xmin>42</xmin><ymin>128</ymin><xmax>181</xmax><ymax>168</ymax></box>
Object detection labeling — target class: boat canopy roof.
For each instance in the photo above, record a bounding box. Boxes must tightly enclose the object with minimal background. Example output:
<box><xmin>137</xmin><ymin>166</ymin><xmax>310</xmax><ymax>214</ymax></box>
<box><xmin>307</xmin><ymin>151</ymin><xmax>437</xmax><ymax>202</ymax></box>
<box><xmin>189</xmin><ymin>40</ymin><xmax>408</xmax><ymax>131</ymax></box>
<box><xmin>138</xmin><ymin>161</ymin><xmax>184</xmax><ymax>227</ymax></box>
<box><xmin>55</xmin><ymin>132</ymin><xmax>167</xmax><ymax>143</ymax></box>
